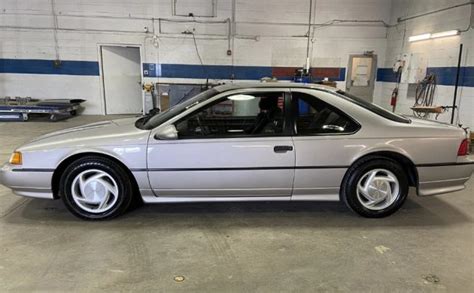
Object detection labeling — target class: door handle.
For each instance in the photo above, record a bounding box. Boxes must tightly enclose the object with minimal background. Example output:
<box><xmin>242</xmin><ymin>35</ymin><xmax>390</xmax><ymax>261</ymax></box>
<box><xmin>274</xmin><ymin>145</ymin><xmax>293</xmax><ymax>153</ymax></box>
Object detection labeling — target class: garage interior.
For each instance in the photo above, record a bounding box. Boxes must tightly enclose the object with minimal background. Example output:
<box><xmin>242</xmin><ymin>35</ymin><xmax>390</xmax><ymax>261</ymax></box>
<box><xmin>0</xmin><ymin>0</ymin><xmax>473</xmax><ymax>291</ymax></box>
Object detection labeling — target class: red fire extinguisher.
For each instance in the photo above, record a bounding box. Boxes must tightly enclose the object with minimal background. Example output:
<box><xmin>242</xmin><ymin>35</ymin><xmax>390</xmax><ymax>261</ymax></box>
<box><xmin>390</xmin><ymin>87</ymin><xmax>398</xmax><ymax>112</ymax></box>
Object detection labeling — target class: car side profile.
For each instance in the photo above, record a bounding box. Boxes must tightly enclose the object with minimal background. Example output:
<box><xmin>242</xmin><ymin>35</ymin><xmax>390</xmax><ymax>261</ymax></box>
<box><xmin>1</xmin><ymin>82</ymin><xmax>473</xmax><ymax>220</ymax></box>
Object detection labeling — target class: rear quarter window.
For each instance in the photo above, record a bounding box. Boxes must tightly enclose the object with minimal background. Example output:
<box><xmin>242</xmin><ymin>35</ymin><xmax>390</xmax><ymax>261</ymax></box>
<box><xmin>335</xmin><ymin>90</ymin><xmax>411</xmax><ymax>124</ymax></box>
<box><xmin>294</xmin><ymin>92</ymin><xmax>360</xmax><ymax>135</ymax></box>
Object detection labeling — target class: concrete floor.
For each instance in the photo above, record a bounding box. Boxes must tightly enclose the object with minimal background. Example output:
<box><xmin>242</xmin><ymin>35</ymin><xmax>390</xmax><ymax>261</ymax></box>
<box><xmin>0</xmin><ymin>115</ymin><xmax>473</xmax><ymax>292</ymax></box>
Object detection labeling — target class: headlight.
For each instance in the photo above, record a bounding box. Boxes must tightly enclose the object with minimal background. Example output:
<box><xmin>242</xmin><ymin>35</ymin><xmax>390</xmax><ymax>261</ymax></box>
<box><xmin>9</xmin><ymin>151</ymin><xmax>22</xmax><ymax>165</ymax></box>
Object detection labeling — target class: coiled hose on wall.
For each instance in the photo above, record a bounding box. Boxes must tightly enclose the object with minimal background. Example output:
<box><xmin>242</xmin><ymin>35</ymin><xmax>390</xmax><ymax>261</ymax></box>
<box><xmin>413</xmin><ymin>74</ymin><xmax>437</xmax><ymax>118</ymax></box>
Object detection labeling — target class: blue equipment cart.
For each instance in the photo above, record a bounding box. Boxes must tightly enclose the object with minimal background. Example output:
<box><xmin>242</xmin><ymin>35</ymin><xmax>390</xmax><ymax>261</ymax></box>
<box><xmin>0</xmin><ymin>98</ymin><xmax>85</xmax><ymax>121</ymax></box>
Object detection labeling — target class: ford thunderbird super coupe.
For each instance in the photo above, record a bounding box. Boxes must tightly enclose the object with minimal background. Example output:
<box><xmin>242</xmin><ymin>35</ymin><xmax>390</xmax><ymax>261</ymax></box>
<box><xmin>1</xmin><ymin>83</ymin><xmax>473</xmax><ymax>220</ymax></box>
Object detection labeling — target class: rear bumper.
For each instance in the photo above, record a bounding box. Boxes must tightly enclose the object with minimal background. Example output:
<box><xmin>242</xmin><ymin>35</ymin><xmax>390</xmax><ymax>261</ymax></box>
<box><xmin>417</xmin><ymin>157</ymin><xmax>474</xmax><ymax>196</ymax></box>
<box><xmin>0</xmin><ymin>163</ymin><xmax>55</xmax><ymax>199</ymax></box>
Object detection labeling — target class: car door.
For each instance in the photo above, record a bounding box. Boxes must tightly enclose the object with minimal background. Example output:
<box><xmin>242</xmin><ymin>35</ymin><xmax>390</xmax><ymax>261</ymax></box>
<box><xmin>147</xmin><ymin>88</ymin><xmax>295</xmax><ymax>198</ymax></box>
<box><xmin>290</xmin><ymin>89</ymin><xmax>361</xmax><ymax>201</ymax></box>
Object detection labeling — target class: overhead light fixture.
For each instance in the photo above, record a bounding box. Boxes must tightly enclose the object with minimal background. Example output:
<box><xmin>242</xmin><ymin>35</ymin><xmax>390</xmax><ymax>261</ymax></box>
<box><xmin>431</xmin><ymin>30</ymin><xmax>459</xmax><ymax>39</ymax></box>
<box><xmin>228</xmin><ymin>94</ymin><xmax>255</xmax><ymax>101</ymax></box>
<box><xmin>408</xmin><ymin>33</ymin><xmax>431</xmax><ymax>42</ymax></box>
<box><xmin>409</xmin><ymin>30</ymin><xmax>460</xmax><ymax>42</ymax></box>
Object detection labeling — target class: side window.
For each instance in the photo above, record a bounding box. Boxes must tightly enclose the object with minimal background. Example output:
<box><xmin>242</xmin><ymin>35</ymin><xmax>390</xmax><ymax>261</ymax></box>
<box><xmin>294</xmin><ymin>93</ymin><xmax>359</xmax><ymax>135</ymax></box>
<box><xmin>175</xmin><ymin>92</ymin><xmax>286</xmax><ymax>138</ymax></box>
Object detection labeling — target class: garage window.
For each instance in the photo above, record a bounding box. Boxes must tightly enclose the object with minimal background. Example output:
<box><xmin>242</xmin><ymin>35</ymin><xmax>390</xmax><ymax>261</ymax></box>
<box><xmin>293</xmin><ymin>93</ymin><xmax>360</xmax><ymax>135</ymax></box>
<box><xmin>172</xmin><ymin>0</ymin><xmax>217</xmax><ymax>17</ymax></box>
<box><xmin>175</xmin><ymin>92</ymin><xmax>287</xmax><ymax>138</ymax></box>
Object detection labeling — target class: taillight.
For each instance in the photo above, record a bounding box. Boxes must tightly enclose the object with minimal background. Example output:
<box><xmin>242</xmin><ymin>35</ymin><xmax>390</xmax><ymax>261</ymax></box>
<box><xmin>457</xmin><ymin>139</ymin><xmax>470</xmax><ymax>156</ymax></box>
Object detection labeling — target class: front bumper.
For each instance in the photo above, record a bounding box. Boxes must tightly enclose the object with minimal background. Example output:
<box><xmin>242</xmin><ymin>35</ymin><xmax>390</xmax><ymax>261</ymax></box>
<box><xmin>417</xmin><ymin>156</ymin><xmax>474</xmax><ymax>196</ymax></box>
<box><xmin>0</xmin><ymin>163</ymin><xmax>55</xmax><ymax>199</ymax></box>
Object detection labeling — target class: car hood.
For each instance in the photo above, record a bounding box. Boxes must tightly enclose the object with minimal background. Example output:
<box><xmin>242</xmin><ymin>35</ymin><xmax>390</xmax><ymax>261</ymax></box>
<box><xmin>20</xmin><ymin>117</ymin><xmax>150</xmax><ymax>151</ymax></box>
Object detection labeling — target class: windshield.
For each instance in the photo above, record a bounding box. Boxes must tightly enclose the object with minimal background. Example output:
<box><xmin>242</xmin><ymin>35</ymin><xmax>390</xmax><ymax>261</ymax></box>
<box><xmin>137</xmin><ymin>88</ymin><xmax>218</xmax><ymax>130</ymax></box>
<box><xmin>335</xmin><ymin>90</ymin><xmax>411</xmax><ymax>124</ymax></box>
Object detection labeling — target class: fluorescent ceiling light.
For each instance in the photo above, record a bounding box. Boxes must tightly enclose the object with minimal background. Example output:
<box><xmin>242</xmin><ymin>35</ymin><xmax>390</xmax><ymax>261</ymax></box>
<box><xmin>408</xmin><ymin>33</ymin><xmax>431</xmax><ymax>42</ymax></box>
<box><xmin>431</xmin><ymin>30</ymin><xmax>459</xmax><ymax>39</ymax></box>
<box><xmin>228</xmin><ymin>94</ymin><xmax>255</xmax><ymax>101</ymax></box>
<box><xmin>409</xmin><ymin>30</ymin><xmax>460</xmax><ymax>42</ymax></box>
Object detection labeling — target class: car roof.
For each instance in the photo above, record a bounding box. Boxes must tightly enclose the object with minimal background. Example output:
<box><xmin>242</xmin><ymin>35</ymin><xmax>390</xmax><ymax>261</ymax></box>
<box><xmin>213</xmin><ymin>82</ymin><xmax>339</xmax><ymax>93</ymax></box>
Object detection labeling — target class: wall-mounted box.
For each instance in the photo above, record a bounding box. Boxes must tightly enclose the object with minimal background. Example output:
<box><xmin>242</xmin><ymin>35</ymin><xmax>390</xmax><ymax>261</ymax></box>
<box><xmin>399</xmin><ymin>53</ymin><xmax>427</xmax><ymax>84</ymax></box>
<box><xmin>172</xmin><ymin>0</ymin><xmax>217</xmax><ymax>17</ymax></box>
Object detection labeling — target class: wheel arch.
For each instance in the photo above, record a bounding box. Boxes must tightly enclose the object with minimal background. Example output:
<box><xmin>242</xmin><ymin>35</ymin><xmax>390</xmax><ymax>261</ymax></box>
<box><xmin>345</xmin><ymin>151</ymin><xmax>419</xmax><ymax>190</ymax></box>
<box><xmin>51</xmin><ymin>152</ymin><xmax>140</xmax><ymax>199</ymax></box>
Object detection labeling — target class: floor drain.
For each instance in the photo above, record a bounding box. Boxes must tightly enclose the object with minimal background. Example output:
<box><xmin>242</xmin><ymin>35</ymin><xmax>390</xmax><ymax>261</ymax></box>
<box><xmin>423</xmin><ymin>274</ymin><xmax>440</xmax><ymax>284</ymax></box>
<box><xmin>174</xmin><ymin>276</ymin><xmax>185</xmax><ymax>282</ymax></box>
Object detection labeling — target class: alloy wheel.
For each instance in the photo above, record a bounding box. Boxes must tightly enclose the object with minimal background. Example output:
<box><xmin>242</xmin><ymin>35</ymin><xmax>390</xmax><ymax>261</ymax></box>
<box><xmin>356</xmin><ymin>168</ymin><xmax>400</xmax><ymax>211</ymax></box>
<box><xmin>71</xmin><ymin>169</ymin><xmax>119</xmax><ymax>213</ymax></box>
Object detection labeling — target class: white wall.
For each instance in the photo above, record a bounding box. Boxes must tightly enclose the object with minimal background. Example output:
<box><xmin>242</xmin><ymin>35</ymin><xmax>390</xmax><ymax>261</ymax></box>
<box><xmin>375</xmin><ymin>0</ymin><xmax>473</xmax><ymax>128</ymax></box>
<box><xmin>0</xmin><ymin>0</ymin><xmax>391</xmax><ymax>114</ymax></box>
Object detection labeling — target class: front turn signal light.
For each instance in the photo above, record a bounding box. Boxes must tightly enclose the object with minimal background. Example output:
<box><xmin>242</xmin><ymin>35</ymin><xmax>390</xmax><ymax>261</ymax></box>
<box><xmin>9</xmin><ymin>151</ymin><xmax>22</xmax><ymax>165</ymax></box>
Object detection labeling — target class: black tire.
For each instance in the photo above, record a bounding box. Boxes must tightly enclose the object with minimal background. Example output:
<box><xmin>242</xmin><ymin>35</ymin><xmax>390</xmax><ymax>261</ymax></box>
<box><xmin>341</xmin><ymin>157</ymin><xmax>409</xmax><ymax>218</ymax></box>
<box><xmin>59</xmin><ymin>156</ymin><xmax>134</xmax><ymax>220</ymax></box>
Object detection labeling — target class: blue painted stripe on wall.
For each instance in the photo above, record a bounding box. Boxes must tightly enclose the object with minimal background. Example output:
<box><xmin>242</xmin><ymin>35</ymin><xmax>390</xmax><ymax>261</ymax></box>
<box><xmin>376</xmin><ymin>68</ymin><xmax>399</xmax><ymax>83</ymax></box>
<box><xmin>0</xmin><ymin>58</ymin><xmax>100</xmax><ymax>76</ymax></box>
<box><xmin>143</xmin><ymin>63</ymin><xmax>274</xmax><ymax>80</ymax></box>
<box><xmin>143</xmin><ymin>63</ymin><xmax>347</xmax><ymax>81</ymax></box>
<box><xmin>377</xmin><ymin>66</ymin><xmax>474</xmax><ymax>87</ymax></box>
<box><xmin>2</xmin><ymin>58</ymin><xmax>469</xmax><ymax>87</ymax></box>
<box><xmin>338</xmin><ymin>68</ymin><xmax>346</xmax><ymax>82</ymax></box>
<box><xmin>427</xmin><ymin>67</ymin><xmax>474</xmax><ymax>87</ymax></box>
<box><xmin>162</xmin><ymin>64</ymin><xmax>272</xmax><ymax>80</ymax></box>
<box><xmin>0</xmin><ymin>58</ymin><xmax>346</xmax><ymax>81</ymax></box>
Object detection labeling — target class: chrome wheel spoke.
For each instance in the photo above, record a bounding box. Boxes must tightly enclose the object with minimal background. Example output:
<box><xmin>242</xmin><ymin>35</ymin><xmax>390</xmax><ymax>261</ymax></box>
<box><xmin>364</xmin><ymin>192</ymin><xmax>387</xmax><ymax>207</ymax></box>
<box><xmin>382</xmin><ymin>174</ymin><xmax>397</xmax><ymax>183</ymax></box>
<box><xmin>358</xmin><ymin>185</ymin><xmax>376</xmax><ymax>202</ymax></box>
<box><xmin>78</xmin><ymin>173</ymin><xmax>87</xmax><ymax>197</ymax></box>
<box><xmin>98</xmin><ymin>179</ymin><xmax>118</xmax><ymax>196</ymax></box>
<box><xmin>97</xmin><ymin>191</ymin><xmax>110</xmax><ymax>210</ymax></box>
<box><xmin>385</xmin><ymin>183</ymin><xmax>393</xmax><ymax>201</ymax></box>
<box><xmin>75</xmin><ymin>196</ymin><xmax>99</xmax><ymax>204</ymax></box>
<box><xmin>87</xmin><ymin>172</ymin><xmax>107</xmax><ymax>182</ymax></box>
<box><xmin>363</xmin><ymin>171</ymin><xmax>377</xmax><ymax>194</ymax></box>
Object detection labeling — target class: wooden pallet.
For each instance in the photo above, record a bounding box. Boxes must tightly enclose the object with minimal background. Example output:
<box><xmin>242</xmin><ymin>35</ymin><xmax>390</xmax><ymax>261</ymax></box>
<box><xmin>410</xmin><ymin>106</ymin><xmax>445</xmax><ymax>114</ymax></box>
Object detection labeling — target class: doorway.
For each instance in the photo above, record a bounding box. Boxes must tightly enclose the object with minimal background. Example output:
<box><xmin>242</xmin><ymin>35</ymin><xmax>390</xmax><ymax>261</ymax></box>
<box><xmin>100</xmin><ymin>46</ymin><xmax>142</xmax><ymax>114</ymax></box>
<box><xmin>346</xmin><ymin>54</ymin><xmax>377</xmax><ymax>102</ymax></box>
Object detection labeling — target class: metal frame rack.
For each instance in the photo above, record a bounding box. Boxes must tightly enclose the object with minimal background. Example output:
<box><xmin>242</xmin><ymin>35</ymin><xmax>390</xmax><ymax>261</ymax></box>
<box><xmin>0</xmin><ymin>98</ymin><xmax>85</xmax><ymax>122</ymax></box>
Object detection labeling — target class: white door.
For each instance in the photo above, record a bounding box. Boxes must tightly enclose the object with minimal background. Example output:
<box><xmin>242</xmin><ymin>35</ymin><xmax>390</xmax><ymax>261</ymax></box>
<box><xmin>101</xmin><ymin>46</ymin><xmax>142</xmax><ymax>114</ymax></box>
<box><xmin>346</xmin><ymin>54</ymin><xmax>377</xmax><ymax>102</ymax></box>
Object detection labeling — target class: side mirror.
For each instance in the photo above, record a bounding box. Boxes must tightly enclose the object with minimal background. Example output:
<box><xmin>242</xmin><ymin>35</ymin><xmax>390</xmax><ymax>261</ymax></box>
<box><xmin>154</xmin><ymin>124</ymin><xmax>178</xmax><ymax>140</ymax></box>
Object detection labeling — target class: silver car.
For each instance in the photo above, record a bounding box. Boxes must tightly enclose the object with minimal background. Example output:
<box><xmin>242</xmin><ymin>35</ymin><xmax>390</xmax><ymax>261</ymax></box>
<box><xmin>1</xmin><ymin>83</ymin><xmax>473</xmax><ymax>220</ymax></box>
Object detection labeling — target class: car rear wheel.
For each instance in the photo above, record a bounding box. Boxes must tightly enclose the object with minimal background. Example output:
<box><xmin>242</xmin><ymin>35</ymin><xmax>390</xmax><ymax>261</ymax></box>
<box><xmin>59</xmin><ymin>156</ymin><xmax>133</xmax><ymax>220</ymax></box>
<box><xmin>341</xmin><ymin>157</ymin><xmax>409</xmax><ymax>218</ymax></box>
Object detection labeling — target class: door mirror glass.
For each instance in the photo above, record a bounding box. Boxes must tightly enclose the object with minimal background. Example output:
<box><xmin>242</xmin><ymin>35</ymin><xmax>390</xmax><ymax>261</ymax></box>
<box><xmin>154</xmin><ymin>124</ymin><xmax>178</xmax><ymax>140</ymax></box>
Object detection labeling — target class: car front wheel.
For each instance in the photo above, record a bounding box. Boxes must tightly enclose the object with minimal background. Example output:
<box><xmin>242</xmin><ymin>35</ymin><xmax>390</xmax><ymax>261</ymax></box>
<box><xmin>341</xmin><ymin>157</ymin><xmax>409</xmax><ymax>218</ymax></box>
<box><xmin>59</xmin><ymin>156</ymin><xmax>134</xmax><ymax>220</ymax></box>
